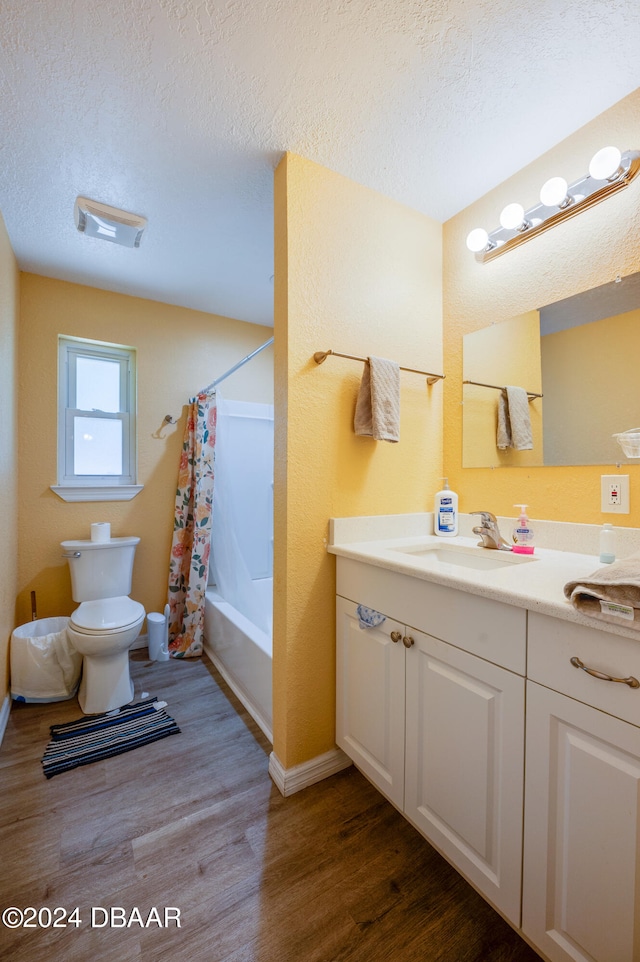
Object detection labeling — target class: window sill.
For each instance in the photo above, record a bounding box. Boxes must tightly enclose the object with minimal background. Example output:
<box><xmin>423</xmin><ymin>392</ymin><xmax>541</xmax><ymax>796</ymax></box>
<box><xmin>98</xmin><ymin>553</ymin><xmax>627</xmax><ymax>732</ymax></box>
<box><xmin>50</xmin><ymin>484</ymin><xmax>144</xmax><ymax>503</ymax></box>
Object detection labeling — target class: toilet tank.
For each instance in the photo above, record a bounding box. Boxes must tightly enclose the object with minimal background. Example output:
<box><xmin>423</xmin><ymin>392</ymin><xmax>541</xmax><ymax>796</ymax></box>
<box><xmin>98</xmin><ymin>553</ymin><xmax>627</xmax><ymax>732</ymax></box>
<box><xmin>61</xmin><ymin>536</ymin><xmax>140</xmax><ymax>602</ymax></box>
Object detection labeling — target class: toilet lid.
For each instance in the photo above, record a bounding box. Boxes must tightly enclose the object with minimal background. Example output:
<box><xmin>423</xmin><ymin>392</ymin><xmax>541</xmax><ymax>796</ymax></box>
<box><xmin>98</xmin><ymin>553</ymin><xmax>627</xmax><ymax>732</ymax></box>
<box><xmin>70</xmin><ymin>596</ymin><xmax>145</xmax><ymax>633</ymax></box>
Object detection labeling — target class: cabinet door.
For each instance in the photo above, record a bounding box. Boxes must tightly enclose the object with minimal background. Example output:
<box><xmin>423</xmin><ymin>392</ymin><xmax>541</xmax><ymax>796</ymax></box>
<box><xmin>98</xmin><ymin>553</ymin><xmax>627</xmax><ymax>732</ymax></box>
<box><xmin>523</xmin><ymin>681</ymin><xmax>640</xmax><ymax>962</ymax></box>
<box><xmin>404</xmin><ymin>629</ymin><xmax>525</xmax><ymax>925</ymax></box>
<box><xmin>336</xmin><ymin>597</ymin><xmax>405</xmax><ymax>809</ymax></box>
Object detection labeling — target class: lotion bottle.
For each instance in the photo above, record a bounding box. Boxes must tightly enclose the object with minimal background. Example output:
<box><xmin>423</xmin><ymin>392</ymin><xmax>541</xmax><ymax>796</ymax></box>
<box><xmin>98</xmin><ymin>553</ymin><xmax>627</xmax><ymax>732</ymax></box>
<box><xmin>434</xmin><ymin>478</ymin><xmax>458</xmax><ymax>537</ymax></box>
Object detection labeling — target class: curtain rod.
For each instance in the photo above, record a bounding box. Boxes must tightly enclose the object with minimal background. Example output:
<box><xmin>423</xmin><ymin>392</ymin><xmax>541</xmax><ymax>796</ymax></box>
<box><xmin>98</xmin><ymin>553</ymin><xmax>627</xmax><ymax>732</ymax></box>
<box><xmin>164</xmin><ymin>336</ymin><xmax>275</xmax><ymax>422</ymax></box>
<box><xmin>463</xmin><ymin>379</ymin><xmax>542</xmax><ymax>401</ymax></box>
<box><xmin>313</xmin><ymin>349</ymin><xmax>444</xmax><ymax>384</ymax></box>
<box><xmin>199</xmin><ymin>336</ymin><xmax>274</xmax><ymax>395</ymax></box>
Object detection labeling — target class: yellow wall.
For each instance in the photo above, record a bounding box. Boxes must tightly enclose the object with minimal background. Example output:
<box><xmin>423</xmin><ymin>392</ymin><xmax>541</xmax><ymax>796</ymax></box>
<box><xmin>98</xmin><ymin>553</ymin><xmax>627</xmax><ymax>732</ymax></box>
<box><xmin>462</xmin><ymin>309</ymin><xmax>542</xmax><ymax>468</ymax></box>
<box><xmin>0</xmin><ymin>213</ymin><xmax>19</xmax><ymax>698</ymax></box>
<box><xmin>444</xmin><ymin>88</ymin><xmax>640</xmax><ymax>526</ymax></box>
<box><xmin>17</xmin><ymin>274</ymin><xmax>273</xmax><ymax>628</ymax></box>
<box><xmin>273</xmin><ymin>152</ymin><xmax>442</xmax><ymax>768</ymax></box>
<box><xmin>541</xmin><ymin>308</ymin><xmax>640</xmax><ymax>465</ymax></box>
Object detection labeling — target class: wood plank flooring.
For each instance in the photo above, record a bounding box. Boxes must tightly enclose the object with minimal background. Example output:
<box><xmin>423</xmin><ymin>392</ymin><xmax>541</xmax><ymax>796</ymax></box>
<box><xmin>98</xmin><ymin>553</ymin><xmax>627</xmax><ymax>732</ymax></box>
<box><xmin>0</xmin><ymin>651</ymin><xmax>542</xmax><ymax>961</ymax></box>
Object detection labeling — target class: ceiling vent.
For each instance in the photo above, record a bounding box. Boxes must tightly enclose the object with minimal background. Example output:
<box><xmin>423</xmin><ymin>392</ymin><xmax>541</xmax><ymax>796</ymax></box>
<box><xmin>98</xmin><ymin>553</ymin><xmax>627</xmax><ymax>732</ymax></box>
<box><xmin>74</xmin><ymin>196</ymin><xmax>147</xmax><ymax>248</ymax></box>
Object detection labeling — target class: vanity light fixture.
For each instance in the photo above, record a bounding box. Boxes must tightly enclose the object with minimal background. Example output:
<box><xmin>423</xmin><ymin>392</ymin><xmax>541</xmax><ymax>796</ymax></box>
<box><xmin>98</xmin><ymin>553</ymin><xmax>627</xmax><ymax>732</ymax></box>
<box><xmin>466</xmin><ymin>146</ymin><xmax>640</xmax><ymax>261</ymax></box>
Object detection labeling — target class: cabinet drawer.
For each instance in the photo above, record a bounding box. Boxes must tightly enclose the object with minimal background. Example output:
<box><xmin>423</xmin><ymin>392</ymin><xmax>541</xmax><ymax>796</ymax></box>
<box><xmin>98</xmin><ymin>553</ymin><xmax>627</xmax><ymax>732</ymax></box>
<box><xmin>336</xmin><ymin>557</ymin><xmax>526</xmax><ymax>674</ymax></box>
<box><xmin>528</xmin><ymin>612</ymin><xmax>640</xmax><ymax>728</ymax></box>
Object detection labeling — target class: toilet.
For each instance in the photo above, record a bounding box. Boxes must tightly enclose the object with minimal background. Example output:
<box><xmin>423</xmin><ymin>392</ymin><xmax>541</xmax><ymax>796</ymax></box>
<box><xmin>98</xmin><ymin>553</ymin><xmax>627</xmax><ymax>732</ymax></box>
<box><xmin>61</xmin><ymin>536</ymin><xmax>145</xmax><ymax>714</ymax></box>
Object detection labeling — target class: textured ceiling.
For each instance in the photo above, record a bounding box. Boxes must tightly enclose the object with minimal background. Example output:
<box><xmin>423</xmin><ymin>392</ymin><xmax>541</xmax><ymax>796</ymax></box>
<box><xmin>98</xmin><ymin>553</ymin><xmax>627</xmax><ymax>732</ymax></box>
<box><xmin>1</xmin><ymin>0</ymin><xmax>639</xmax><ymax>326</ymax></box>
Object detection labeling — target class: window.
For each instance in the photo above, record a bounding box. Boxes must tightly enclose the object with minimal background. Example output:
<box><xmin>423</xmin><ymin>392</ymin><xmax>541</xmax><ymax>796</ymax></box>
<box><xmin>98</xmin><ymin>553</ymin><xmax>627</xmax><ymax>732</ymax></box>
<box><xmin>52</xmin><ymin>336</ymin><xmax>142</xmax><ymax>502</ymax></box>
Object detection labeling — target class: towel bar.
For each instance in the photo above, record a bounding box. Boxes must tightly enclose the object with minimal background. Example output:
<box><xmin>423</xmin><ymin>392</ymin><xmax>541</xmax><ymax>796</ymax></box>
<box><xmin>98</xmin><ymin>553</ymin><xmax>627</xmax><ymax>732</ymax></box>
<box><xmin>313</xmin><ymin>350</ymin><xmax>444</xmax><ymax>385</ymax></box>
<box><xmin>463</xmin><ymin>379</ymin><xmax>542</xmax><ymax>401</ymax></box>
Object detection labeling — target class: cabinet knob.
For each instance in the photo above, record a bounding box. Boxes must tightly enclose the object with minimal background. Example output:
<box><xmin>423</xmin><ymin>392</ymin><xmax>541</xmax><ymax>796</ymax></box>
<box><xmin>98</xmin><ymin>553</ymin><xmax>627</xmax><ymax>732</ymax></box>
<box><xmin>570</xmin><ymin>656</ymin><xmax>640</xmax><ymax>689</ymax></box>
<box><xmin>390</xmin><ymin>631</ymin><xmax>402</xmax><ymax>643</ymax></box>
<box><xmin>403</xmin><ymin>635</ymin><xmax>415</xmax><ymax>649</ymax></box>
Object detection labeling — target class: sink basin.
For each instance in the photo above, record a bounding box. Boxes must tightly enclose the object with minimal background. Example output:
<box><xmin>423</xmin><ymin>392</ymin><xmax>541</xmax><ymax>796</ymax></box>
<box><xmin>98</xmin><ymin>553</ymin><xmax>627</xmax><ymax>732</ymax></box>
<box><xmin>390</xmin><ymin>542</ymin><xmax>536</xmax><ymax>571</ymax></box>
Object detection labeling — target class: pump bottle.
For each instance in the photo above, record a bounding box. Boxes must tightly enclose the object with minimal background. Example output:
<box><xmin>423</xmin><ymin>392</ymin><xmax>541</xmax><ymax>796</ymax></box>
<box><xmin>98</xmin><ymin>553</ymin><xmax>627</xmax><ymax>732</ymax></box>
<box><xmin>512</xmin><ymin>505</ymin><xmax>535</xmax><ymax>548</ymax></box>
<box><xmin>434</xmin><ymin>479</ymin><xmax>458</xmax><ymax>537</ymax></box>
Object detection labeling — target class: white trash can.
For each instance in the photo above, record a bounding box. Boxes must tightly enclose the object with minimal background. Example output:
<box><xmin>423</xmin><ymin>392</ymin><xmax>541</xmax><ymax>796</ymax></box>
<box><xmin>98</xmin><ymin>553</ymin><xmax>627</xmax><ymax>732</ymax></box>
<box><xmin>10</xmin><ymin>617</ymin><xmax>82</xmax><ymax>703</ymax></box>
<box><xmin>147</xmin><ymin>610</ymin><xmax>170</xmax><ymax>661</ymax></box>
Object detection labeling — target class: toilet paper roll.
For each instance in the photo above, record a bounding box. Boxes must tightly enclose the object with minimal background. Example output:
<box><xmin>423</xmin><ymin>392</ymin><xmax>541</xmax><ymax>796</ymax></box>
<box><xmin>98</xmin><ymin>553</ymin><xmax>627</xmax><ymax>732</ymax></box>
<box><xmin>91</xmin><ymin>522</ymin><xmax>111</xmax><ymax>543</ymax></box>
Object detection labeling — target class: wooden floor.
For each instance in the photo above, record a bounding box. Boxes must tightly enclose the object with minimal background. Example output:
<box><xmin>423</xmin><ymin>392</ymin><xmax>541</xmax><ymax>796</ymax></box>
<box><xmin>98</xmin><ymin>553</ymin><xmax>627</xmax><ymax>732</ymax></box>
<box><xmin>0</xmin><ymin>651</ymin><xmax>542</xmax><ymax>962</ymax></box>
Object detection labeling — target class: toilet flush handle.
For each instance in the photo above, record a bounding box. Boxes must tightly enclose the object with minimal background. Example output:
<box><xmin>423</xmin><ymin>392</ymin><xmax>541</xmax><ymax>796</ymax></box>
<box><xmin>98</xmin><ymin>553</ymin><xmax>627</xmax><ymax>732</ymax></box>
<box><xmin>62</xmin><ymin>550</ymin><xmax>81</xmax><ymax>559</ymax></box>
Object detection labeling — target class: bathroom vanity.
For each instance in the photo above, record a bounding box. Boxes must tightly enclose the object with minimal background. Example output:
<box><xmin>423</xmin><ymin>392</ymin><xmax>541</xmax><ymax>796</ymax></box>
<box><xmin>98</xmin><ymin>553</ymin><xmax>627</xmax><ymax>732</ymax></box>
<box><xmin>329</xmin><ymin>516</ymin><xmax>640</xmax><ymax>962</ymax></box>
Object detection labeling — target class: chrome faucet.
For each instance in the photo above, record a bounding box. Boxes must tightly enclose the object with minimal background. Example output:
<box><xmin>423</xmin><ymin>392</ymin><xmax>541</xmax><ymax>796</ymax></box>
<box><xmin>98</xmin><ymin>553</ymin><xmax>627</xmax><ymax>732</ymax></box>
<box><xmin>471</xmin><ymin>511</ymin><xmax>511</xmax><ymax>550</ymax></box>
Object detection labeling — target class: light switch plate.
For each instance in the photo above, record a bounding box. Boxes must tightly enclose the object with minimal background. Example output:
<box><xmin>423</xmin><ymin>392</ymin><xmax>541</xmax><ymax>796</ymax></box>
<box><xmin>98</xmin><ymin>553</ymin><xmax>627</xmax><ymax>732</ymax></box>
<box><xmin>601</xmin><ymin>474</ymin><xmax>630</xmax><ymax>513</ymax></box>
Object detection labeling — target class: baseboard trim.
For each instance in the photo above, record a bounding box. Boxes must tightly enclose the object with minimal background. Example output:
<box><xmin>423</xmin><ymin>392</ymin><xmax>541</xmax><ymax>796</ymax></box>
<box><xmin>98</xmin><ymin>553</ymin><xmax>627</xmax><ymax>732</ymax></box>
<box><xmin>0</xmin><ymin>692</ymin><xmax>10</xmax><ymax>749</ymax></box>
<box><xmin>269</xmin><ymin>747</ymin><xmax>352</xmax><ymax>797</ymax></box>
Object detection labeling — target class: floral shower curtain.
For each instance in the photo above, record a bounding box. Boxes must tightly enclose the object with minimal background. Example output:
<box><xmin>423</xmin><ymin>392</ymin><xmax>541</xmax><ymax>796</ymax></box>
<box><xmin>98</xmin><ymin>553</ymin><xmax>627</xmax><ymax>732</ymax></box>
<box><xmin>167</xmin><ymin>392</ymin><xmax>216</xmax><ymax>657</ymax></box>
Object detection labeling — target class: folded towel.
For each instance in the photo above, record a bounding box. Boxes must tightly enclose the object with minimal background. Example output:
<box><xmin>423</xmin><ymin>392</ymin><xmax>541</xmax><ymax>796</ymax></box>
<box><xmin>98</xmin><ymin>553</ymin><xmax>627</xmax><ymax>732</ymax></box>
<box><xmin>497</xmin><ymin>386</ymin><xmax>533</xmax><ymax>451</ymax></box>
<box><xmin>564</xmin><ymin>553</ymin><xmax>640</xmax><ymax>629</ymax></box>
<box><xmin>354</xmin><ymin>356</ymin><xmax>400</xmax><ymax>443</ymax></box>
<box><xmin>356</xmin><ymin>605</ymin><xmax>386</xmax><ymax>629</ymax></box>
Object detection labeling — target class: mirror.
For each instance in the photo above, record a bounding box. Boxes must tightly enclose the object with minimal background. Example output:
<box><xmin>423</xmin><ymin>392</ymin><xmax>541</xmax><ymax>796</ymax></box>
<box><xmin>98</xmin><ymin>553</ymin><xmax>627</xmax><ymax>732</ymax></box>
<box><xmin>462</xmin><ymin>271</ymin><xmax>640</xmax><ymax>467</ymax></box>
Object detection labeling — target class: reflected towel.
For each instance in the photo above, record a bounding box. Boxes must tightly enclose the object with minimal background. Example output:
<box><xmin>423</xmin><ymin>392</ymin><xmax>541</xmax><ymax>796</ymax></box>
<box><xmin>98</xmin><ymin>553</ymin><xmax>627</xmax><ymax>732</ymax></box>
<box><xmin>497</xmin><ymin>386</ymin><xmax>532</xmax><ymax>451</ymax></box>
<box><xmin>354</xmin><ymin>356</ymin><xmax>400</xmax><ymax>442</ymax></box>
<box><xmin>564</xmin><ymin>553</ymin><xmax>640</xmax><ymax>630</ymax></box>
<box><xmin>356</xmin><ymin>605</ymin><xmax>386</xmax><ymax>629</ymax></box>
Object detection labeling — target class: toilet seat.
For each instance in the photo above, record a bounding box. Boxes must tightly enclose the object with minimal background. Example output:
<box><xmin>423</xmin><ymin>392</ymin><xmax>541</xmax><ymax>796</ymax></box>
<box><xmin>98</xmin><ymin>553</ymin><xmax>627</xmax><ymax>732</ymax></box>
<box><xmin>70</xmin><ymin>596</ymin><xmax>145</xmax><ymax>634</ymax></box>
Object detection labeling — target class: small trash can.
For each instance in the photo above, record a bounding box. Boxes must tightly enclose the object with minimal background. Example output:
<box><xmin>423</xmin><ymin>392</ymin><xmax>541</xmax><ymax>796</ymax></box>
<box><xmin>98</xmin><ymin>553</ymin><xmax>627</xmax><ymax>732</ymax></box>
<box><xmin>10</xmin><ymin>617</ymin><xmax>82</xmax><ymax>703</ymax></box>
<box><xmin>147</xmin><ymin>610</ymin><xmax>170</xmax><ymax>661</ymax></box>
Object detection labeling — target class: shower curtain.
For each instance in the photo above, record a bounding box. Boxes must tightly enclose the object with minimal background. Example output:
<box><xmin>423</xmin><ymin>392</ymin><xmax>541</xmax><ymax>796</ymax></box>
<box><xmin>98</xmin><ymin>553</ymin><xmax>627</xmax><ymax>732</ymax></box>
<box><xmin>209</xmin><ymin>396</ymin><xmax>274</xmax><ymax>635</ymax></box>
<box><xmin>167</xmin><ymin>392</ymin><xmax>216</xmax><ymax>657</ymax></box>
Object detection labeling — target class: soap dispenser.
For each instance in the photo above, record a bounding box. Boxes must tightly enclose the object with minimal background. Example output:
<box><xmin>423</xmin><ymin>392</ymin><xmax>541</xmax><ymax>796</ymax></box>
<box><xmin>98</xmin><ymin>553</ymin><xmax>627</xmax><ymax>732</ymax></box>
<box><xmin>512</xmin><ymin>505</ymin><xmax>535</xmax><ymax>550</ymax></box>
<box><xmin>434</xmin><ymin>479</ymin><xmax>458</xmax><ymax>537</ymax></box>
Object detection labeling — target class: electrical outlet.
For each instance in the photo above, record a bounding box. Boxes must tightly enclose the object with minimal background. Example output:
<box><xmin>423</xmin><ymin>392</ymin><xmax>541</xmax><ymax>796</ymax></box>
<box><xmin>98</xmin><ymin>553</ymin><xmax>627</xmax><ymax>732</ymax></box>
<box><xmin>601</xmin><ymin>474</ymin><xmax>630</xmax><ymax>513</ymax></box>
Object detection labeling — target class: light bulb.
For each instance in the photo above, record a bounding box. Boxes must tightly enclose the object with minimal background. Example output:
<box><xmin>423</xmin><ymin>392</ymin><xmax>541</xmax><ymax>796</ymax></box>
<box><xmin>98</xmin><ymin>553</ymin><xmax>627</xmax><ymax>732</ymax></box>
<box><xmin>588</xmin><ymin>146</ymin><xmax>622</xmax><ymax>181</ymax></box>
<box><xmin>539</xmin><ymin>176</ymin><xmax>569</xmax><ymax>208</ymax></box>
<box><xmin>466</xmin><ymin>227</ymin><xmax>489</xmax><ymax>253</ymax></box>
<box><xmin>499</xmin><ymin>202</ymin><xmax>525</xmax><ymax>231</ymax></box>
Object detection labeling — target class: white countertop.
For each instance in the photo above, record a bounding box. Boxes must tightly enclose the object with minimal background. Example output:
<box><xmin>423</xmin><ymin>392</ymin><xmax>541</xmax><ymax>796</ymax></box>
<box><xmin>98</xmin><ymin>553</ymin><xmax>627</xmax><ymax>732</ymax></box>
<box><xmin>328</xmin><ymin>516</ymin><xmax>640</xmax><ymax>643</ymax></box>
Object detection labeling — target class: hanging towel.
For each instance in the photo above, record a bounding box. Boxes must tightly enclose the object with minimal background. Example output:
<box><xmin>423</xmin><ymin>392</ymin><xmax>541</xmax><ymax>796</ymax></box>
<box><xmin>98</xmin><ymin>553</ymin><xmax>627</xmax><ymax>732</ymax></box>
<box><xmin>496</xmin><ymin>386</ymin><xmax>533</xmax><ymax>450</ymax></box>
<box><xmin>356</xmin><ymin>605</ymin><xmax>386</xmax><ymax>629</ymax></box>
<box><xmin>564</xmin><ymin>553</ymin><xmax>640</xmax><ymax>630</ymax></box>
<box><xmin>354</xmin><ymin>356</ymin><xmax>400</xmax><ymax>442</ymax></box>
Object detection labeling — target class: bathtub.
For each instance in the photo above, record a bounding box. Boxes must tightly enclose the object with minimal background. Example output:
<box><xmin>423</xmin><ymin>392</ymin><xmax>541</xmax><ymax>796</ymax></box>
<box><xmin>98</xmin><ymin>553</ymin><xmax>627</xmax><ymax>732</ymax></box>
<box><xmin>204</xmin><ymin>583</ymin><xmax>272</xmax><ymax>743</ymax></box>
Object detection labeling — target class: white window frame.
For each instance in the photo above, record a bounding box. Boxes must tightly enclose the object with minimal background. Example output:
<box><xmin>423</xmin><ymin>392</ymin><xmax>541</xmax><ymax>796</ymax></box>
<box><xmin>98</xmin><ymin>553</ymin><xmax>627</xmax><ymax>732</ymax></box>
<box><xmin>51</xmin><ymin>336</ymin><xmax>143</xmax><ymax>502</ymax></box>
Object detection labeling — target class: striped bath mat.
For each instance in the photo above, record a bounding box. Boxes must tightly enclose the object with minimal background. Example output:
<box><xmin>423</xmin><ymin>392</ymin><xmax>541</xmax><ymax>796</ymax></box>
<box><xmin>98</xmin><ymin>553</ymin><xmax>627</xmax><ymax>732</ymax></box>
<box><xmin>41</xmin><ymin>698</ymin><xmax>181</xmax><ymax>778</ymax></box>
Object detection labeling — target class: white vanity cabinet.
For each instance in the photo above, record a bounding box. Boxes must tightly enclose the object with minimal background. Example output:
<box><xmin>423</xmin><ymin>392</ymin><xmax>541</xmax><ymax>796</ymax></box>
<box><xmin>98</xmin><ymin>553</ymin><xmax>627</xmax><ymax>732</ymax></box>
<box><xmin>336</xmin><ymin>596</ymin><xmax>406</xmax><ymax>809</ymax></box>
<box><xmin>522</xmin><ymin>612</ymin><xmax>640</xmax><ymax>962</ymax></box>
<box><xmin>336</xmin><ymin>558</ymin><xmax>526</xmax><ymax>926</ymax></box>
<box><xmin>404</xmin><ymin>628</ymin><xmax>525</xmax><ymax>927</ymax></box>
